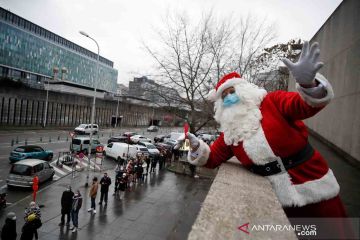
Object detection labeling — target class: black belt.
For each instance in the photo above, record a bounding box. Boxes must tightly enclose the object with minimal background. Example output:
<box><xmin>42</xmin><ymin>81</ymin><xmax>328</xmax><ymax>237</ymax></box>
<box><xmin>249</xmin><ymin>143</ymin><xmax>314</xmax><ymax>176</ymax></box>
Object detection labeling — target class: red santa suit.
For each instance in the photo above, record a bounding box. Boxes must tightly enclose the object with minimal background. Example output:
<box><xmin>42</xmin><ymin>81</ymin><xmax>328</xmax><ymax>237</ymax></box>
<box><xmin>190</xmin><ymin>72</ymin><xmax>347</xmax><ymax>218</ymax></box>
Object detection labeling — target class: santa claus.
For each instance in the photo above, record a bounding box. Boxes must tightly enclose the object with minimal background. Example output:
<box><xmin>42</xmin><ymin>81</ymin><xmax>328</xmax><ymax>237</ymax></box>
<box><xmin>176</xmin><ymin>41</ymin><xmax>347</xmax><ymax>218</ymax></box>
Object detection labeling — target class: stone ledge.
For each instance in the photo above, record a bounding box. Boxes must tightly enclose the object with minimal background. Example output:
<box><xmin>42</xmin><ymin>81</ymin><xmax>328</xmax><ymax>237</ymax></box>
<box><xmin>188</xmin><ymin>158</ymin><xmax>297</xmax><ymax>240</ymax></box>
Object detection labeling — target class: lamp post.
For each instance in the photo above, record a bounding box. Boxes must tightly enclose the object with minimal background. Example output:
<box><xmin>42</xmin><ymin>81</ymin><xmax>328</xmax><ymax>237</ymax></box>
<box><xmin>115</xmin><ymin>95</ymin><xmax>120</xmax><ymax>128</ymax></box>
<box><xmin>43</xmin><ymin>67</ymin><xmax>58</xmax><ymax>128</ymax></box>
<box><xmin>80</xmin><ymin>30</ymin><xmax>100</xmax><ymax>187</ymax></box>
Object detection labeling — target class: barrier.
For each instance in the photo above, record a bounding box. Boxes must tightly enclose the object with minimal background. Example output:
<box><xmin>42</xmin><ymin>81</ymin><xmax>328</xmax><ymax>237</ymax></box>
<box><xmin>188</xmin><ymin>158</ymin><xmax>297</xmax><ymax>240</ymax></box>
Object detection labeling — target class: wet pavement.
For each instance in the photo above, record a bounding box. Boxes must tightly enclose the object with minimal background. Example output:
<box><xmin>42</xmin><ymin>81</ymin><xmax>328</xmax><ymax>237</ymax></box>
<box><xmin>0</xmin><ymin>169</ymin><xmax>213</xmax><ymax>240</ymax></box>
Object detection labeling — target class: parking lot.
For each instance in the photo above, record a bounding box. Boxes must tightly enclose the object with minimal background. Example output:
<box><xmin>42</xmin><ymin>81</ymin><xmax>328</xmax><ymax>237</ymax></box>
<box><xmin>0</xmin><ymin>126</ymin><xmax>185</xmax><ymax>205</ymax></box>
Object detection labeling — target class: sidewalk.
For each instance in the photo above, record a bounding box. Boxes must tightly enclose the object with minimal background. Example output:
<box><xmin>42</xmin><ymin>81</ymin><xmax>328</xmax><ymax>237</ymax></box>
<box><xmin>0</xmin><ymin>167</ymin><xmax>213</xmax><ymax>240</ymax></box>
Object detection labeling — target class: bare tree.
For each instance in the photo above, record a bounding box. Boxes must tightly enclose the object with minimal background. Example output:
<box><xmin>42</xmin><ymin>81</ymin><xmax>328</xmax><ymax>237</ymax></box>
<box><xmin>143</xmin><ymin>12</ymin><xmax>276</xmax><ymax>133</ymax></box>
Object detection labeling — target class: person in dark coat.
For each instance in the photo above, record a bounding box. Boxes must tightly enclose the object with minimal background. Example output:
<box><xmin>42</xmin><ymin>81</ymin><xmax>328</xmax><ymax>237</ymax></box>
<box><xmin>1</xmin><ymin>212</ymin><xmax>17</xmax><ymax>240</ymax></box>
<box><xmin>21</xmin><ymin>201</ymin><xmax>41</xmax><ymax>240</ymax></box>
<box><xmin>59</xmin><ymin>186</ymin><xmax>74</xmax><ymax>226</ymax></box>
<box><xmin>69</xmin><ymin>190</ymin><xmax>82</xmax><ymax>233</ymax></box>
<box><xmin>99</xmin><ymin>172</ymin><xmax>111</xmax><ymax>205</ymax></box>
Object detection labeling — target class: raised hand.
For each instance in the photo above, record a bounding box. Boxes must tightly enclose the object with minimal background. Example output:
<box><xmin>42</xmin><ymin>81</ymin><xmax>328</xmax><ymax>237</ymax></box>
<box><xmin>174</xmin><ymin>133</ymin><xmax>200</xmax><ymax>151</ymax></box>
<box><xmin>282</xmin><ymin>41</ymin><xmax>324</xmax><ymax>87</ymax></box>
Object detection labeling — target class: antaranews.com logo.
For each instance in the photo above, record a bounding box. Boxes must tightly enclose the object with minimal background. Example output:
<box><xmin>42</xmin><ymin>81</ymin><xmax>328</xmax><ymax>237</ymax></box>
<box><xmin>238</xmin><ymin>222</ymin><xmax>317</xmax><ymax>237</ymax></box>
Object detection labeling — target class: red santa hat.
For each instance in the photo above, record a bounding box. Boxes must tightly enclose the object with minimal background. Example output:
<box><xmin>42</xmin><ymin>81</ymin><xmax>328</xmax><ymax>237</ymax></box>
<box><xmin>207</xmin><ymin>72</ymin><xmax>244</xmax><ymax>101</ymax></box>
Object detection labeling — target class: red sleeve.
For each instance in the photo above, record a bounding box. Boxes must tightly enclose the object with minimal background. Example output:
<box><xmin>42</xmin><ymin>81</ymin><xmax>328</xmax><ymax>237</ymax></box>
<box><xmin>267</xmin><ymin>91</ymin><xmax>324</xmax><ymax>120</ymax></box>
<box><xmin>204</xmin><ymin>133</ymin><xmax>233</xmax><ymax>169</ymax></box>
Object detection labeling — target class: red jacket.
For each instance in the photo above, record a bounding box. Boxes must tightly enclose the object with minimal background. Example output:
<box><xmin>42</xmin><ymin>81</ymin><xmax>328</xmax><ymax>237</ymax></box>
<box><xmin>191</xmin><ymin>87</ymin><xmax>339</xmax><ymax>207</ymax></box>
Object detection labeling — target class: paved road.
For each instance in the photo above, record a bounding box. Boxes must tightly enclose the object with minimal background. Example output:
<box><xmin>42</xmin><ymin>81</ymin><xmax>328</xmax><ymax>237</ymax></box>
<box><xmin>0</xmin><ymin>127</ymin><xmax>182</xmax><ymax>205</ymax></box>
<box><xmin>0</xmin><ymin>162</ymin><xmax>213</xmax><ymax>240</ymax></box>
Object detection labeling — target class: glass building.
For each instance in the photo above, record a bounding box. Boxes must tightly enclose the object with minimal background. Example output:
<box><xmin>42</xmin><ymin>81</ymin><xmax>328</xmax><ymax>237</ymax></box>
<box><xmin>0</xmin><ymin>7</ymin><xmax>118</xmax><ymax>93</ymax></box>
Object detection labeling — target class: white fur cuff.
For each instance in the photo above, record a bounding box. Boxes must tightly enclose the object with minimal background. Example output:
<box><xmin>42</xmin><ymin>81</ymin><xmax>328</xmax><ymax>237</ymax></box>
<box><xmin>296</xmin><ymin>73</ymin><xmax>334</xmax><ymax>108</ymax></box>
<box><xmin>187</xmin><ymin>140</ymin><xmax>210</xmax><ymax>166</ymax></box>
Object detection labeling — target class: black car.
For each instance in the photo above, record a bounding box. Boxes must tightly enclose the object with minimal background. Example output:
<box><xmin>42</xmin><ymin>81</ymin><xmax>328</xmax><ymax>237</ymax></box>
<box><xmin>107</xmin><ymin>136</ymin><xmax>129</xmax><ymax>144</ymax></box>
<box><xmin>123</xmin><ymin>132</ymin><xmax>137</xmax><ymax>138</ymax></box>
<box><xmin>154</xmin><ymin>134</ymin><xmax>170</xmax><ymax>143</ymax></box>
<box><xmin>154</xmin><ymin>142</ymin><xmax>173</xmax><ymax>152</ymax></box>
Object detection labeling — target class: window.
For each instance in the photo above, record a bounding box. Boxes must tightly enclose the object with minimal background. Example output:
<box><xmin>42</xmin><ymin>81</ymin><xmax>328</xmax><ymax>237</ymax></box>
<box><xmin>34</xmin><ymin>164</ymin><xmax>44</xmax><ymax>173</ymax></box>
<box><xmin>43</xmin><ymin>162</ymin><xmax>50</xmax><ymax>169</ymax></box>
<box><xmin>10</xmin><ymin>165</ymin><xmax>32</xmax><ymax>176</ymax></box>
<box><xmin>83</xmin><ymin>140</ymin><xmax>90</xmax><ymax>144</ymax></box>
<box><xmin>107</xmin><ymin>143</ymin><xmax>113</xmax><ymax>148</ymax></box>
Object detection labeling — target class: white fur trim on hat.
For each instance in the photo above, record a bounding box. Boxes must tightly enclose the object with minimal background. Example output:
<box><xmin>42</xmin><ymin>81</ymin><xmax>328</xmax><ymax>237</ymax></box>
<box><xmin>296</xmin><ymin>73</ymin><xmax>334</xmax><ymax>108</ymax></box>
<box><xmin>215</xmin><ymin>78</ymin><xmax>243</xmax><ymax>100</ymax></box>
<box><xmin>187</xmin><ymin>140</ymin><xmax>210</xmax><ymax>166</ymax></box>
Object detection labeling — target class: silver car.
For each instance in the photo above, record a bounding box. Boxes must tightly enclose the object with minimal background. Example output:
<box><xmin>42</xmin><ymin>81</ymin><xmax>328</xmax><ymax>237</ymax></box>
<box><xmin>6</xmin><ymin>159</ymin><xmax>55</xmax><ymax>188</ymax></box>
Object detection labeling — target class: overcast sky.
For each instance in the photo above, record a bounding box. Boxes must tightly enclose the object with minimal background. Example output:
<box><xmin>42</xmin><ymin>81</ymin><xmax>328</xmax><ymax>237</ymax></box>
<box><xmin>0</xmin><ymin>0</ymin><xmax>342</xmax><ymax>86</ymax></box>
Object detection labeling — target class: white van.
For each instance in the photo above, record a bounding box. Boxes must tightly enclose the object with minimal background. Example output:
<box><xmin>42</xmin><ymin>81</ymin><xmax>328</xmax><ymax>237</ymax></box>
<box><xmin>103</xmin><ymin>142</ymin><xmax>137</xmax><ymax>162</ymax></box>
<box><xmin>70</xmin><ymin>137</ymin><xmax>102</xmax><ymax>153</ymax></box>
<box><xmin>74</xmin><ymin>124</ymin><xmax>99</xmax><ymax>135</ymax></box>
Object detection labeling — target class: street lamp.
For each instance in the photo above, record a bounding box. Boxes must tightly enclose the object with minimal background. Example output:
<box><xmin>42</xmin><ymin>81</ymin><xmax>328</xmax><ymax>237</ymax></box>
<box><xmin>43</xmin><ymin>67</ymin><xmax>58</xmax><ymax>128</ymax></box>
<box><xmin>115</xmin><ymin>95</ymin><xmax>120</xmax><ymax>128</ymax></box>
<box><xmin>80</xmin><ymin>30</ymin><xmax>100</xmax><ymax>187</ymax></box>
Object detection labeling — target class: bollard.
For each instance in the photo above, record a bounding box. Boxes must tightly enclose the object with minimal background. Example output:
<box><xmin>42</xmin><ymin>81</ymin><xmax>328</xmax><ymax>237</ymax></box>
<box><xmin>25</xmin><ymin>139</ymin><xmax>27</xmax><ymax>145</ymax></box>
<box><xmin>11</xmin><ymin>139</ymin><xmax>14</xmax><ymax>146</ymax></box>
<box><xmin>102</xmin><ymin>133</ymin><xmax>103</xmax><ymax>137</ymax></box>
<box><xmin>49</xmin><ymin>137</ymin><xmax>51</xmax><ymax>143</ymax></box>
<box><xmin>16</xmin><ymin>136</ymin><xmax>18</xmax><ymax>144</ymax></box>
<box><xmin>66</xmin><ymin>136</ymin><xmax>68</xmax><ymax>142</ymax></box>
<box><xmin>58</xmin><ymin>136</ymin><xmax>60</xmax><ymax>141</ymax></box>
<box><xmin>40</xmin><ymin>137</ymin><xmax>42</xmax><ymax>142</ymax></box>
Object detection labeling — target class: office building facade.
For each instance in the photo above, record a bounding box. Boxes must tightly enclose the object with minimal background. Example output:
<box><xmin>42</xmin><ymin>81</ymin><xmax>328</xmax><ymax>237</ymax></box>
<box><xmin>0</xmin><ymin>7</ymin><xmax>118</xmax><ymax>93</ymax></box>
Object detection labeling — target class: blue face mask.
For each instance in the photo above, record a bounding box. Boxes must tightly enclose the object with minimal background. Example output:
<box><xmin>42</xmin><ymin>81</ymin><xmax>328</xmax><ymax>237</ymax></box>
<box><xmin>223</xmin><ymin>93</ymin><xmax>240</xmax><ymax>107</ymax></box>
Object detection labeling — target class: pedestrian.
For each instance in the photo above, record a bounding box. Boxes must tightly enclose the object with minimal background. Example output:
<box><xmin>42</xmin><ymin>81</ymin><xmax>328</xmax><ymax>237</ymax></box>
<box><xmin>59</xmin><ymin>185</ymin><xmax>74</xmax><ymax>227</ymax></box>
<box><xmin>99</xmin><ymin>172</ymin><xmax>111</xmax><ymax>205</ymax></box>
<box><xmin>158</xmin><ymin>151</ymin><xmax>165</xmax><ymax>170</ymax></box>
<box><xmin>69</xmin><ymin>190</ymin><xmax>82</xmax><ymax>233</ymax></box>
<box><xmin>136</xmin><ymin>163</ymin><xmax>143</xmax><ymax>183</ymax></box>
<box><xmin>88</xmin><ymin>177</ymin><xmax>98</xmax><ymax>214</ymax></box>
<box><xmin>113</xmin><ymin>165</ymin><xmax>124</xmax><ymax>195</ymax></box>
<box><xmin>1</xmin><ymin>212</ymin><xmax>17</xmax><ymax>240</ymax></box>
<box><xmin>118</xmin><ymin>173</ymin><xmax>127</xmax><ymax>199</ymax></box>
<box><xmin>21</xmin><ymin>201</ymin><xmax>41</xmax><ymax>240</ymax></box>
<box><xmin>144</xmin><ymin>154</ymin><xmax>150</xmax><ymax>174</ymax></box>
<box><xmin>150</xmin><ymin>155</ymin><xmax>157</xmax><ymax>173</ymax></box>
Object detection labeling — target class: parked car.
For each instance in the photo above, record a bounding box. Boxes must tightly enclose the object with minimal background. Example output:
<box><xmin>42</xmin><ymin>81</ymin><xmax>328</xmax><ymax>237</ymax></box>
<box><xmin>103</xmin><ymin>142</ymin><xmax>137</xmax><ymax>162</ymax></box>
<box><xmin>74</xmin><ymin>124</ymin><xmax>99</xmax><ymax>135</ymax></box>
<box><xmin>154</xmin><ymin>142</ymin><xmax>173</xmax><ymax>152</ymax></box>
<box><xmin>70</xmin><ymin>137</ymin><xmax>103</xmax><ymax>154</ymax></box>
<box><xmin>133</xmin><ymin>145</ymin><xmax>150</xmax><ymax>158</ymax></box>
<box><xmin>107</xmin><ymin>136</ymin><xmax>129</xmax><ymax>144</ymax></box>
<box><xmin>197</xmin><ymin>133</ymin><xmax>215</xmax><ymax>142</ymax></box>
<box><xmin>147</xmin><ymin>125</ymin><xmax>159</xmax><ymax>132</ymax></box>
<box><xmin>9</xmin><ymin>145</ymin><xmax>53</xmax><ymax>163</ymax></box>
<box><xmin>6</xmin><ymin>159</ymin><xmax>55</xmax><ymax>188</ymax></box>
<box><xmin>163</xmin><ymin>139</ymin><xmax>177</xmax><ymax>147</ymax></box>
<box><xmin>154</xmin><ymin>134</ymin><xmax>169</xmax><ymax>143</ymax></box>
<box><xmin>122</xmin><ymin>132</ymin><xmax>137</xmax><ymax>138</ymax></box>
<box><xmin>136</xmin><ymin>142</ymin><xmax>160</xmax><ymax>157</ymax></box>
<box><xmin>130</xmin><ymin>135</ymin><xmax>152</xmax><ymax>143</ymax></box>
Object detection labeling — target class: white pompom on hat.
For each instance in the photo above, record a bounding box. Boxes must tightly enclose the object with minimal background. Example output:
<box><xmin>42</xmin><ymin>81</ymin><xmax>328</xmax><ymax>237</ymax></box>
<box><xmin>7</xmin><ymin>212</ymin><xmax>16</xmax><ymax>220</ymax></box>
<box><xmin>207</xmin><ymin>72</ymin><xmax>244</xmax><ymax>101</ymax></box>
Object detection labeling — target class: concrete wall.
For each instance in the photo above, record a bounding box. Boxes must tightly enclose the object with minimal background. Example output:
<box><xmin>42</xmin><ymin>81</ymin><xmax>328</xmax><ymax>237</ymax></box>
<box><xmin>0</xmin><ymin>86</ymin><xmax>178</xmax><ymax>127</ymax></box>
<box><xmin>288</xmin><ymin>0</ymin><xmax>360</xmax><ymax>161</ymax></box>
<box><xmin>188</xmin><ymin>158</ymin><xmax>296</xmax><ymax>240</ymax></box>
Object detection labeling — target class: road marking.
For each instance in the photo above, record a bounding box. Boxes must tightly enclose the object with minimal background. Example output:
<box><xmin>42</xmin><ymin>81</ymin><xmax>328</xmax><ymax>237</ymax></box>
<box><xmin>53</xmin><ymin>167</ymin><xmax>66</xmax><ymax>176</ymax></box>
<box><xmin>53</xmin><ymin>175</ymin><xmax>60</xmax><ymax>180</ymax></box>
<box><xmin>61</xmin><ymin>164</ymin><xmax>72</xmax><ymax>172</ymax></box>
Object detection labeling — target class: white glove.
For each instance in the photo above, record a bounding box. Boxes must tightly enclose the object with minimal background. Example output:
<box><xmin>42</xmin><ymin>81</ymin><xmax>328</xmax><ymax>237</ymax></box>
<box><xmin>282</xmin><ymin>41</ymin><xmax>324</xmax><ymax>86</ymax></box>
<box><xmin>174</xmin><ymin>133</ymin><xmax>200</xmax><ymax>151</ymax></box>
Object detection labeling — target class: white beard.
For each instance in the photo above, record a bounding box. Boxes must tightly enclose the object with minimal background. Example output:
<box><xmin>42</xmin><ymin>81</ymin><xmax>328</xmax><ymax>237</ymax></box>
<box><xmin>214</xmin><ymin>81</ymin><xmax>267</xmax><ymax>146</ymax></box>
